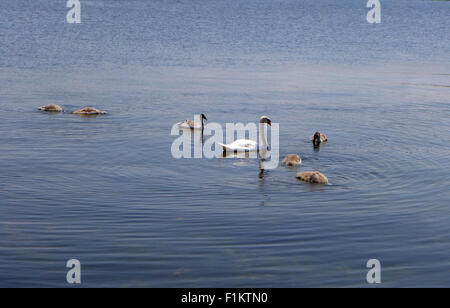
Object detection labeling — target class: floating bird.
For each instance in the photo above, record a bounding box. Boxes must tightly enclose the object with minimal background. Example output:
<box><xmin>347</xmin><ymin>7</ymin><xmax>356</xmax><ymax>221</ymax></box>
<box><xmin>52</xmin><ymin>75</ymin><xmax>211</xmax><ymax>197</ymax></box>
<box><xmin>218</xmin><ymin>116</ymin><xmax>272</xmax><ymax>152</ymax></box>
<box><xmin>178</xmin><ymin>114</ymin><xmax>207</xmax><ymax>130</ymax></box>
<box><xmin>310</xmin><ymin>132</ymin><xmax>327</xmax><ymax>147</ymax></box>
<box><xmin>73</xmin><ymin>107</ymin><xmax>107</xmax><ymax>115</ymax></box>
<box><xmin>296</xmin><ymin>171</ymin><xmax>328</xmax><ymax>184</ymax></box>
<box><xmin>38</xmin><ymin>104</ymin><xmax>63</xmax><ymax>112</ymax></box>
<box><xmin>282</xmin><ymin>154</ymin><xmax>302</xmax><ymax>166</ymax></box>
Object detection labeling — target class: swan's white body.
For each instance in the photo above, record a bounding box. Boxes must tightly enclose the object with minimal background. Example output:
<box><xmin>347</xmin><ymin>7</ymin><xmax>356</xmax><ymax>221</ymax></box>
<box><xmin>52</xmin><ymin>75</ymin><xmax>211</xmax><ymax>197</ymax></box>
<box><xmin>219</xmin><ymin>139</ymin><xmax>258</xmax><ymax>152</ymax></box>
<box><xmin>218</xmin><ymin>117</ymin><xmax>271</xmax><ymax>152</ymax></box>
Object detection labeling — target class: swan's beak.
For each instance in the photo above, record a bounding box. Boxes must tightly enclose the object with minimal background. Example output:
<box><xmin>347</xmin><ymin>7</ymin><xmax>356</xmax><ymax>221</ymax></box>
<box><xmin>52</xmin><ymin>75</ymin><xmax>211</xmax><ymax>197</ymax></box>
<box><xmin>267</xmin><ymin>120</ymin><xmax>272</xmax><ymax>126</ymax></box>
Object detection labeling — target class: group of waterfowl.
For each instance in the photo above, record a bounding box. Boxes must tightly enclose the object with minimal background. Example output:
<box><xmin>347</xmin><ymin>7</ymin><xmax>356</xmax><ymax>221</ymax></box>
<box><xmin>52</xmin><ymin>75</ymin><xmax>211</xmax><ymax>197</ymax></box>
<box><xmin>38</xmin><ymin>104</ymin><xmax>107</xmax><ymax>115</ymax></box>
<box><xmin>39</xmin><ymin>106</ymin><xmax>328</xmax><ymax>185</ymax></box>
<box><xmin>179</xmin><ymin>115</ymin><xmax>329</xmax><ymax>185</ymax></box>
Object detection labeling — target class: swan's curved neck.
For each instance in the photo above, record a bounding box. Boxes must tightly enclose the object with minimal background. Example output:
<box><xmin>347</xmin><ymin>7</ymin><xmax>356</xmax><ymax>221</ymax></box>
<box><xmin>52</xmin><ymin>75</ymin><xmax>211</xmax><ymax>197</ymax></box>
<box><xmin>259</xmin><ymin>122</ymin><xmax>268</xmax><ymax>149</ymax></box>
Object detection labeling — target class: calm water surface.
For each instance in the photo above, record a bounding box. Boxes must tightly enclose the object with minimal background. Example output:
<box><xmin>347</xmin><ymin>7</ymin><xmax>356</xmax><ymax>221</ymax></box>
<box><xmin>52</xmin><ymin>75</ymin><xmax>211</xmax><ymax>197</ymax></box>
<box><xmin>0</xmin><ymin>0</ymin><xmax>449</xmax><ymax>287</ymax></box>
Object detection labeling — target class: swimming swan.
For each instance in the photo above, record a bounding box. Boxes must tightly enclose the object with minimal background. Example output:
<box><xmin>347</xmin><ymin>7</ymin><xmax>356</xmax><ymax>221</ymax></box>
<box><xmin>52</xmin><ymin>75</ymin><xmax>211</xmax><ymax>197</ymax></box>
<box><xmin>296</xmin><ymin>171</ymin><xmax>328</xmax><ymax>184</ymax></box>
<box><xmin>310</xmin><ymin>132</ymin><xmax>327</xmax><ymax>147</ymax></box>
<box><xmin>218</xmin><ymin>116</ymin><xmax>272</xmax><ymax>152</ymax></box>
<box><xmin>178</xmin><ymin>114</ymin><xmax>207</xmax><ymax>130</ymax></box>
<box><xmin>38</xmin><ymin>104</ymin><xmax>63</xmax><ymax>112</ymax></box>
<box><xmin>73</xmin><ymin>107</ymin><xmax>107</xmax><ymax>115</ymax></box>
<box><xmin>282</xmin><ymin>154</ymin><xmax>302</xmax><ymax>166</ymax></box>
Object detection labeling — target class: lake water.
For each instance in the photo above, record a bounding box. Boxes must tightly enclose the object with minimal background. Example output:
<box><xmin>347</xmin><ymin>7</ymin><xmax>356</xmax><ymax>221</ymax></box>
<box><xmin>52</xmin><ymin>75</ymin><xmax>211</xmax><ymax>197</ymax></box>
<box><xmin>0</xmin><ymin>0</ymin><xmax>449</xmax><ymax>287</ymax></box>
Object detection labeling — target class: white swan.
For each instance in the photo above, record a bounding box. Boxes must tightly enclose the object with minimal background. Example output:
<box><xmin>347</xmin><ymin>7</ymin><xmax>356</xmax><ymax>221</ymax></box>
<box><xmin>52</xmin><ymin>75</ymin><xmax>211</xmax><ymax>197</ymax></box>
<box><xmin>218</xmin><ymin>116</ymin><xmax>272</xmax><ymax>152</ymax></box>
<box><xmin>178</xmin><ymin>114</ymin><xmax>207</xmax><ymax>130</ymax></box>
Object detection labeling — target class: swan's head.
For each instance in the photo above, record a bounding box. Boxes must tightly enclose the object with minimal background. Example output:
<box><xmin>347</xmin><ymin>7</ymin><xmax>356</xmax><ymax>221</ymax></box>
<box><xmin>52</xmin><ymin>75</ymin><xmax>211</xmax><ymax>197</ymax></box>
<box><xmin>201</xmin><ymin>113</ymin><xmax>207</xmax><ymax>121</ymax></box>
<box><xmin>313</xmin><ymin>132</ymin><xmax>322</xmax><ymax>147</ymax></box>
<box><xmin>260</xmin><ymin>116</ymin><xmax>272</xmax><ymax>126</ymax></box>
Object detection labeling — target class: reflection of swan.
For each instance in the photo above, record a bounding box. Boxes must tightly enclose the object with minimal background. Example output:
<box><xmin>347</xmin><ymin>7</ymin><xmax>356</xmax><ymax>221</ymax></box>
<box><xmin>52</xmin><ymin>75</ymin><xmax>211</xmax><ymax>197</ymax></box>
<box><xmin>310</xmin><ymin>132</ymin><xmax>327</xmax><ymax>147</ymax></box>
<box><xmin>296</xmin><ymin>171</ymin><xmax>328</xmax><ymax>184</ymax></box>
<box><xmin>218</xmin><ymin>116</ymin><xmax>272</xmax><ymax>152</ymax></box>
<box><xmin>221</xmin><ymin>151</ymin><xmax>253</xmax><ymax>159</ymax></box>
<box><xmin>282</xmin><ymin>154</ymin><xmax>302</xmax><ymax>166</ymax></box>
<box><xmin>73</xmin><ymin>107</ymin><xmax>107</xmax><ymax>115</ymax></box>
<box><xmin>38</xmin><ymin>104</ymin><xmax>63</xmax><ymax>112</ymax></box>
<box><xmin>178</xmin><ymin>114</ymin><xmax>207</xmax><ymax>130</ymax></box>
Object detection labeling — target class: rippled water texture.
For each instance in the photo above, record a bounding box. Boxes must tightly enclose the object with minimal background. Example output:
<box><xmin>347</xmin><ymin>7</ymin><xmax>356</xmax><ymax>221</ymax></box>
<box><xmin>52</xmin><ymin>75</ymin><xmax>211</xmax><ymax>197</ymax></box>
<box><xmin>0</xmin><ymin>0</ymin><xmax>449</xmax><ymax>287</ymax></box>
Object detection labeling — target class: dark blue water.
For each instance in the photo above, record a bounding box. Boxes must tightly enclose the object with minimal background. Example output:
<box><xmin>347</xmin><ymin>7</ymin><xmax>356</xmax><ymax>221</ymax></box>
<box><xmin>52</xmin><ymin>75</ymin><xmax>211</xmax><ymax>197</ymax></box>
<box><xmin>0</xmin><ymin>0</ymin><xmax>449</xmax><ymax>287</ymax></box>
